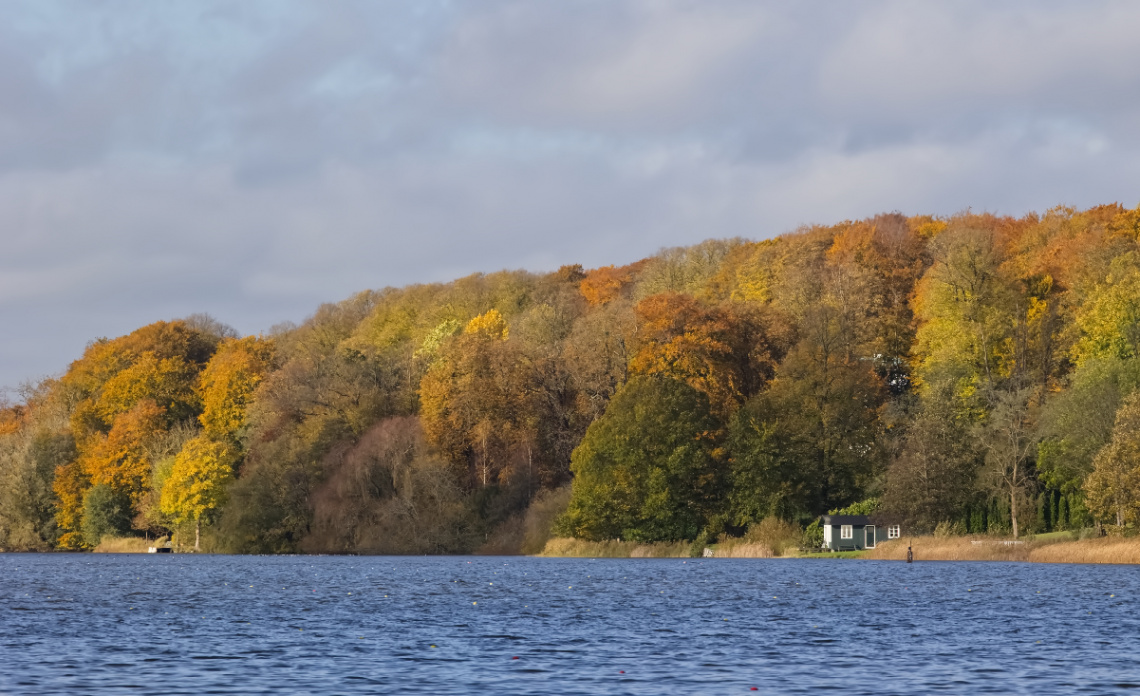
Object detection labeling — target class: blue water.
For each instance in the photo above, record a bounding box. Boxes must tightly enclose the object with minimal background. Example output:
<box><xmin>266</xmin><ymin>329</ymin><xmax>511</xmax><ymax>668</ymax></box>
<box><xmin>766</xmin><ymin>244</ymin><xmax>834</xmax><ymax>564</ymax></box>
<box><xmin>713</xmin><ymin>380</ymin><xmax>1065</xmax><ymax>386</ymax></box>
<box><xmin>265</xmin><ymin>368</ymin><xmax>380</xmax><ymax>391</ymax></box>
<box><xmin>1</xmin><ymin>555</ymin><xmax>1137</xmax><ymax>695</ymax></box>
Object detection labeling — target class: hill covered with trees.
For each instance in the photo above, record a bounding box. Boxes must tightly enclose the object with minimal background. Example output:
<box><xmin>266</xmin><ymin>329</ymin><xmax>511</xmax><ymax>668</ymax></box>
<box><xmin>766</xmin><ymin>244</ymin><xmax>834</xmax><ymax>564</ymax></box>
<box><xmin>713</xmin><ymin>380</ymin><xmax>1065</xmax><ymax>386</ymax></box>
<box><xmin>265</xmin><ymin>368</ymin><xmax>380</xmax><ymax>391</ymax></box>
<box><xmin>3</xmin><ymin>203</ymin><xmax>1140</xmax><ymax>553</ymax></box>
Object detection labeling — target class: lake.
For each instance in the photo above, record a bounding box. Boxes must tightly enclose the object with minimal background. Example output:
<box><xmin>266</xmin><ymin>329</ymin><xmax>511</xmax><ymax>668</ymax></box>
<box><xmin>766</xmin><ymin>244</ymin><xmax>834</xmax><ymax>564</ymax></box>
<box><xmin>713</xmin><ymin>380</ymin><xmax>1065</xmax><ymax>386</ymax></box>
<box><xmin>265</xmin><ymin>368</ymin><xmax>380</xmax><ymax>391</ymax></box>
<box><xmin>1</xmin><ymin>554</ymin><xmax>1137</xmax><ymax>695</ymax></box>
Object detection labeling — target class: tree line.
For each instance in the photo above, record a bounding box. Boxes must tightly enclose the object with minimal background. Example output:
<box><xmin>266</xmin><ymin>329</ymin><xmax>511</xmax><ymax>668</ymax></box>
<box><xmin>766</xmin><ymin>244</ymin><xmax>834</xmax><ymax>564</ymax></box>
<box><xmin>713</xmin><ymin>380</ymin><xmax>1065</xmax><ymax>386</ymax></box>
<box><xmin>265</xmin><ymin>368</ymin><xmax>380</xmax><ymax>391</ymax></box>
<box><xmin>3</xmin><ymin>203</ymin><xmax>1140</xmax><ymax>552</ymax></box>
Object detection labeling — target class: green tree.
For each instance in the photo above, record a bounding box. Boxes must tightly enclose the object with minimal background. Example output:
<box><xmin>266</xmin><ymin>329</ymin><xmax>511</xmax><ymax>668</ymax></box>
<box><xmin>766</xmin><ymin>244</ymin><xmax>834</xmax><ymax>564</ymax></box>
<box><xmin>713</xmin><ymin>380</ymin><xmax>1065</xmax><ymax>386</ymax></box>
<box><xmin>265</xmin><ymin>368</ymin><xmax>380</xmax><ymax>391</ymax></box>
<box><xmin>728</xmin><ymin>307</ymin><xmax>885</xmax><ymax>523</ymax></box>
<box><xmin>1085</xmin><ymin>392</ymin><xmax>1140</xmax><ymax>526</ymax></box>
<box><xmin>560</xmin><ymin>376</ymin><xmax>723</xmax><ymax>542</ymax></box>
<box><xmin>81</xmin><ymin>483</ymin><xmax>132</xmax><ymax>546</ymax></box>
<box><xmin>1037</xmin><ymin>357</ymin><xmax>1140</xmax><ymax>499</ymax></box>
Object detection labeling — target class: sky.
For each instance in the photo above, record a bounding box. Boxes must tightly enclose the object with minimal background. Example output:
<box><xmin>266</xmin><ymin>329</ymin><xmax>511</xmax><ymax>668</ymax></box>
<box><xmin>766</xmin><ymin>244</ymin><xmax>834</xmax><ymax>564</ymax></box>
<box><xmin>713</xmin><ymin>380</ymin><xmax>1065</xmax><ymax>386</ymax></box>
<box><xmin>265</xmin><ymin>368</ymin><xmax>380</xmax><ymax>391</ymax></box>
<box><xmin>3</xmin><ymin>0</ymin><xmax>1140</xmax><ymax>392</ymax></box>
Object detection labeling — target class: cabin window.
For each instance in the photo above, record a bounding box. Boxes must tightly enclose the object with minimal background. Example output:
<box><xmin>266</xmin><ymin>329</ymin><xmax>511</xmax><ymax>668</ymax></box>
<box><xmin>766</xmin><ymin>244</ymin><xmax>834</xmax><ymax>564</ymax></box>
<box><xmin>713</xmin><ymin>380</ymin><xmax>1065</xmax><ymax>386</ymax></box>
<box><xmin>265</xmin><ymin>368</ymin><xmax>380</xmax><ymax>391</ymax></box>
<box><xmin>840</xmin><ymin>525</ymin><xmax>853</xmax><ymax>539</ymax></box>
<box><xmin>888</xmin><ymin>525</ymin><xmax>900</xmax><ymax>539</ymax></box>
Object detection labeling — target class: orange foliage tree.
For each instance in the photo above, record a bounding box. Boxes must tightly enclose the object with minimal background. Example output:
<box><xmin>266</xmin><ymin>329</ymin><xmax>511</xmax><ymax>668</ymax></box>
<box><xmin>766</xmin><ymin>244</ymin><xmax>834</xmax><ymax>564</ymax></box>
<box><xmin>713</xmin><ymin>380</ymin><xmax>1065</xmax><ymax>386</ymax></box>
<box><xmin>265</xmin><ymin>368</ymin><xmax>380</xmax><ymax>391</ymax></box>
<box><xmin>198</xmin><ymin>336</ymin><xmax>275</xmax><ymax>442</ymax></box>
<box><xmin>629</xmin><ymin>293</ymin><xmax>789</xmax><ymax>417</ymax></box>
<box><xmin>579</xmin><ymin>261</ymin><xmax>646</xmax><ymax>307</ymax></box>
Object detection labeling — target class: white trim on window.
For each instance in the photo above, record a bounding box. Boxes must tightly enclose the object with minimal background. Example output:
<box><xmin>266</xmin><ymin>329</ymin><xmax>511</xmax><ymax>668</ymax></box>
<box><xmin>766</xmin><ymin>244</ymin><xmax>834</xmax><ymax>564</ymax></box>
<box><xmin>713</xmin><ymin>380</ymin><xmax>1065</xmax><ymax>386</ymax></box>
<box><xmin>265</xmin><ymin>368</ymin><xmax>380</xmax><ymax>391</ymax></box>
<box><xmin>840</xmin><ymin>524</ymin><xmax>853</xmax><ymax>539</ymax></box>
<box><xmin>888</xmin><ymin>525</ymin><xmax>901</xmax><ymax>539</ymax></box>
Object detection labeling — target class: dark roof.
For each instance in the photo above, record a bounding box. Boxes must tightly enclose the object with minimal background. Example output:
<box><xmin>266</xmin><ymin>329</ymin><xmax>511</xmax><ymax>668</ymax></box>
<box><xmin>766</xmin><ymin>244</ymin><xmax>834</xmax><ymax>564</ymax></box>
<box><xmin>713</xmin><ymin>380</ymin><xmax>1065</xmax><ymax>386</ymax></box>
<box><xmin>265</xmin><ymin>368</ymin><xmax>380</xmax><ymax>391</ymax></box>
<box><xmin>820</xmin><ymin>515</ymin><xmax>871</xmax><ymax>525</ymax></box>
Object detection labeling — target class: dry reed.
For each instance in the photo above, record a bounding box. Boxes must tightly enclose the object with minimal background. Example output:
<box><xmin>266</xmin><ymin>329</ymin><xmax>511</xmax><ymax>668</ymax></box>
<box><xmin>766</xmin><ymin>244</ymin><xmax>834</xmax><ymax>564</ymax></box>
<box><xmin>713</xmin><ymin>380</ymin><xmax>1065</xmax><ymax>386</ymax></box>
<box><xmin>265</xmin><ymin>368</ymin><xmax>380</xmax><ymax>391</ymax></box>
<box><xmin>539</xmin><ymin>537</ymin><xmax>689</xmax><ymax>558</ymax></box>
<box><xmin>714</xmin><ymin>517</ymin><xmax>800</xmax><ymax>558</ymax></box>
<box><xmin>1028</xmin><ymin>538</ymin><xmax>1140</xmax><ymax>564</ymax></box>
<box><xmin>93</xmin><ymin>536</ymin><xmax>153</xmax><ymax>553</ymax></box>
<box><xmin>712</xmin><ymin>542</ymin><xmax>775</xmax><ymax>558</ymax></box>
<box><xmin>864</xmin><ymin>537</ymin><xmax>1035</xmax><ymax>562</ymax></box>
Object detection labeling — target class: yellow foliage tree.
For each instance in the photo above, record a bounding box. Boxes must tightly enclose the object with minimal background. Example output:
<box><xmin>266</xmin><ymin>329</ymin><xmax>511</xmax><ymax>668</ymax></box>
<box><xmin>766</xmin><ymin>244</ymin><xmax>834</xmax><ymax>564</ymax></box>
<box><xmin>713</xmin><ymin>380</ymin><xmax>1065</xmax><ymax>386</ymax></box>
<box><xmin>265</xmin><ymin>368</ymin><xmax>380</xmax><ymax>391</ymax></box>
<box><xmin>160</xmin><ymin>436</ymin><xmax>235</xmax><ymax>549</ymax></box>
<box><xmin>464</xmin><ymin>309</ymin><xmax>509</xmax><ymax>341</ymax></box>
<box><xmin>198</xmin><ymin>337</ymin><xmax>274</xmax><ymax>441</ymax></box>
<box><xmin>1072</xmin><ymin>258</ymin><xmax>1140</xmax><ymax>365</ymax></box>
<box><xmin>52</xmin><ymin>459</ymin><xmax>90</xmax><ymax>549</ymax></box>
<box><xmin>95</xmin><ymin>351</ymin><xmax>197</xmax><ymax>427</ymax></box>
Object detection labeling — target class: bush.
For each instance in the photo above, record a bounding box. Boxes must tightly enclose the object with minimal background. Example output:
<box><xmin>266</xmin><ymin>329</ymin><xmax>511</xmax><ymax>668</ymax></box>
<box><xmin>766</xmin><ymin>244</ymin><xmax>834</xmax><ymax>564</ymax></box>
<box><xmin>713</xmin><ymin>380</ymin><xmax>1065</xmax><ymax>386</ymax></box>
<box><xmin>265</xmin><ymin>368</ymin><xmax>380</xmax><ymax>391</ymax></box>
<box><xmin>689</xmin><ymin>529</ymin><xmax>713</xmax><ymax>558</ymax></box>
<box><xmin>800</xmin><ymin>519</ymin><xmax>824</xmax><ymax>551</ymax></box>
<box><xmin>745</xmin><ymin>517</ymin><xmax>801</xmax><ymax>556</ymax></box>
<box><xmin>81</xmin><ymin>484</ymin><xmax>132</xmax><ymax>547</ymax></box>
<box><xmin>830</xmin><ymin>498</ymin><xmax>881</xmax><ymax>516</ymax></box>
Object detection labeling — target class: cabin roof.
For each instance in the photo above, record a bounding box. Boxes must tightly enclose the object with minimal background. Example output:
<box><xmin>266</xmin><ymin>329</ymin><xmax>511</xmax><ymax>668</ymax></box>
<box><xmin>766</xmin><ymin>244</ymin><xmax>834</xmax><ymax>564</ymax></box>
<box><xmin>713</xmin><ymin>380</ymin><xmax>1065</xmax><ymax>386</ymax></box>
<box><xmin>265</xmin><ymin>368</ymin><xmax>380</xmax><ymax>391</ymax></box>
<box><xmin>820</xmin><ymin>514</ymin><xmax>871</xmax><ymax>525</ymax></box>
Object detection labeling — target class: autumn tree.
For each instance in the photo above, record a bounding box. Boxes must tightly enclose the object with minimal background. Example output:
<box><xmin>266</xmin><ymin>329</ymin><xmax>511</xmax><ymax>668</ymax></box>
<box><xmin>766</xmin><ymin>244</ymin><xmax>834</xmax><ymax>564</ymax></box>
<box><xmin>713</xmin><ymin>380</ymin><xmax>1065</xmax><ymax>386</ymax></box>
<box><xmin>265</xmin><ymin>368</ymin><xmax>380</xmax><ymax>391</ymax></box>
<box><xmin>1072</xmin><ymin>254</ymin><xmax>1140</xmax><ymax>365</ymax></box>
<box><xmin>882</xmin><ymin>386</ymin><xmax>980</xmax><ymax>532</ymax></box>
<box><xmin>913</xmin><ymin>225</ymin><xmax>1019</xmax><ymax>394</ymax></box>
<box><xmin>420</xmin><ymin>309</ymin><xmax>537</xmax><ymax>488</ymax></box>
<box><xmin>160</xmin><ymin>436</ymin><xmax>235</xmax><ymax>549</ymax></box>
<box><xmin>0</xmin><ymin>390</ymin><xmax>75</xmax><ymax>550</ymax></box>
<box><xmin>634</xmin><ymin>240</ymin><xmax>741</xmax><ymax>300</ymax></box>
<box><xmin>304</xmin><ymin>416</ymin><xmax>477</xmax><ymax>554</ymax></box>
<box><xmin>629</xmin><ymin>293</ymin><xmax>789</xmax><ymax>417</ymax></box>
<box><xmin>562</xmin><ymin>299</ymin><xmax>636</xmax><ymax>424</ymax></box>
<box><xmin>579</xmin><ymin>261</ymin><xmax>647</xmax><ymax>306</ymax></box>
<box><xmin>827</xmin><ymin>214</ymin><xmax>929</xmax><ymax>392</ymax></box>
<box><xmin>198</xmin><ymin>336</ymin><xmax>275</xmax><ymax>442</ymax></box>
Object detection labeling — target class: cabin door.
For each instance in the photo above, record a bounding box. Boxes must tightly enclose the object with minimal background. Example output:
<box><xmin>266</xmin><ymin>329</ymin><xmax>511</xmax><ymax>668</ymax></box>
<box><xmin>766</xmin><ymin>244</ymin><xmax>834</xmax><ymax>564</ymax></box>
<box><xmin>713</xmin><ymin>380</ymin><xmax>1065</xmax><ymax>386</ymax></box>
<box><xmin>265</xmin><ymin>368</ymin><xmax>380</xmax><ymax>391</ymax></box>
<box><xmin>865</xmin><ymin>525</ymin><xmax>876</xmax><ymax>549</ymax></box>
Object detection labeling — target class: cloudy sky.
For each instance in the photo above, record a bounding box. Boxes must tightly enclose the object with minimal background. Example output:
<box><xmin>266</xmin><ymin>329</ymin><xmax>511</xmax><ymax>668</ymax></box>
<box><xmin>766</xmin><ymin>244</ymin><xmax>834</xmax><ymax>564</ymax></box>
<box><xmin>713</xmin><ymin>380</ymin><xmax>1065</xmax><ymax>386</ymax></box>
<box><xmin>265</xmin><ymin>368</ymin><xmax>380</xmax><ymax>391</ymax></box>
<box><xmin>2</xmin><ymin>0</ymin><xmax>1139</xmax><ymax>391</ymax></box>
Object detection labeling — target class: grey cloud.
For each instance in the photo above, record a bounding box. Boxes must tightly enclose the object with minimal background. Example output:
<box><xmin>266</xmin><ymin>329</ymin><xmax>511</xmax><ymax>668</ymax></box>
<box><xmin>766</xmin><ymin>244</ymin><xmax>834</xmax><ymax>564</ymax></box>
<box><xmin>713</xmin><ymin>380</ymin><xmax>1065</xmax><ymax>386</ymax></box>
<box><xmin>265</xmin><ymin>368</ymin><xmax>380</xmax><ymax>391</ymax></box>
<box><xmin>2</xmin><ymin>0</ymin><xmax>1140</xmax><ymax>390</ymax></box>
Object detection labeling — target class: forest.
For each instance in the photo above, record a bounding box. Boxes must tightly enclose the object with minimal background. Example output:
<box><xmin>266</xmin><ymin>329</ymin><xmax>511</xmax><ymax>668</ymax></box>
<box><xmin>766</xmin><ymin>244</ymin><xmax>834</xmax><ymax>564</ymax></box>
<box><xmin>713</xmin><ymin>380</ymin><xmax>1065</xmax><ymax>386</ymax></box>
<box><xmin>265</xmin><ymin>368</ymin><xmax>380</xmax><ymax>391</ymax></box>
<box><xmin>3</xmin><ymin>203</ymin><xmax>1140</xmax><ymax>553</ymax></box>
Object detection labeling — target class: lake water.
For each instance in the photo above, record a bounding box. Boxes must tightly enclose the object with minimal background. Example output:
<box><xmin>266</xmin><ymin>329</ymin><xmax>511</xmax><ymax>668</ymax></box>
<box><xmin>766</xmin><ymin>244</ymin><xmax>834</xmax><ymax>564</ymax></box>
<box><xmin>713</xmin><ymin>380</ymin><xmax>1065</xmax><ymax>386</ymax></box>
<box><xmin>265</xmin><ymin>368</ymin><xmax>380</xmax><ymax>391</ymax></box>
<box><xmin>1</xmin><ymin>554</ymin><xmax>1137</xmax><ymax>695</ymax></box>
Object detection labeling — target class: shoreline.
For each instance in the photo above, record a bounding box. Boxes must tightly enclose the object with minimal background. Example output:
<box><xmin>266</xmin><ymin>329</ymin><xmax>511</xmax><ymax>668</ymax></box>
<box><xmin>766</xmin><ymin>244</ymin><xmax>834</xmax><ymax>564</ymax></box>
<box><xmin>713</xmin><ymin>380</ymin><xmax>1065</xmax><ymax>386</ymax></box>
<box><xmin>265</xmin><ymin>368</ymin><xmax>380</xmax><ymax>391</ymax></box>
<box><xmin>8</xmin><ymin>535</ymin><xmax>1140</xmax><ymax>565</ymax></box>
<box><xmin>536</xmin><ymin>535</ymin><xmax>1140</xmax><ymax>565</ymax></box>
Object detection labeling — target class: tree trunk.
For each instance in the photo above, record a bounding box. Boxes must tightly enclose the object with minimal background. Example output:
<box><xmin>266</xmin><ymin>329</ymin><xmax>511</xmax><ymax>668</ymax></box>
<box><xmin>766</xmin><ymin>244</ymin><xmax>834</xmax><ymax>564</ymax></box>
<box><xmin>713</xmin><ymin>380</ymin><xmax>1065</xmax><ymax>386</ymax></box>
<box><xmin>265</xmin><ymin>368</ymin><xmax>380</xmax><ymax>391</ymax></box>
<box><xmin>1010</xmin><ymin>489</ymin><xmax>1019</xmax><ymax>540</ymax></box>
<box><xmin>195</xmin><ymin>519</ymin><xmax>201</xmax><ymax>551</ymax></box>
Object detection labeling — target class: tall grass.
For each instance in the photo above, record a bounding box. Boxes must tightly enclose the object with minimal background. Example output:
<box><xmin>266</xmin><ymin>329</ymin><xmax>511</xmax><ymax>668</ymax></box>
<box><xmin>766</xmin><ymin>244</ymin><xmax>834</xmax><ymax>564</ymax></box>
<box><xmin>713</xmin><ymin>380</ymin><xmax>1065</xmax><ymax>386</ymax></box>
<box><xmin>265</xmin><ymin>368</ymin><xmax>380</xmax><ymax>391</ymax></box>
<box><xmin>864</xmin><ymin>537</ymin><xmax>1035</xmax><ymax>561</ymax></box>
<box><xmin>1028</xmin><ymin>538</ymin><xmax>1140</xmax><ymax>564</ymax></box>
<box><xmin>861</xmin><ymin>533</ymin><xmax>1124</xmax><ymax>562</ymax></box>
<box><xmin>93</xmin><ymin>536</ymin><xmax>153</xmax><ymax>553</ymax></box>
<box><xmin>539</xmin><ymin>537</ymin><xmax>690</xmax><ymax>558</ymax></box>
<box><xmin>715</xmin><ymin>517</ymin><xmax>800</xmax><ymax>558</ymax></box>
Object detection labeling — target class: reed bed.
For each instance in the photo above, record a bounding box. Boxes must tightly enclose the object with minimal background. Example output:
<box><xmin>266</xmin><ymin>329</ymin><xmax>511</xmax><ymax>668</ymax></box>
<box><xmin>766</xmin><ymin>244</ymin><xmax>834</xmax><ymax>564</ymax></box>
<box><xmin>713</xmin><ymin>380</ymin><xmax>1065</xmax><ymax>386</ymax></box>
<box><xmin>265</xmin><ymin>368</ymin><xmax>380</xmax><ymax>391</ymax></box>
<box><xmin>539</xmin><ymin>537</ymin><xmax>689</xmax><ymax>558</ymax></box>
<box><xmin>93</xmin><ymin>536</ymin><xmax>154</xmax><ymax>553</ymax></box>
<box><xmin>861</xmin><ymin>533</ymin><xmax>1140</xmax><ymax>563</ymax></box>
<box><xmin>864</xmin><ymin>537</ymin><xmax>1035</xmax><ymax>562</ymax></box>
<box><xmin>713</xmin><ymin>517</ymin><xmax>800</xmax><ymax>558</ymax></box>
<box><xmin>1028</xmin><ymin>538</ymin><xmax>1140</xmax><ymax>564</ymax></box>
<box><xmin>711</xmin><ymin>542</ymin><xmax>775</xmax><ymax>558</ymax></box>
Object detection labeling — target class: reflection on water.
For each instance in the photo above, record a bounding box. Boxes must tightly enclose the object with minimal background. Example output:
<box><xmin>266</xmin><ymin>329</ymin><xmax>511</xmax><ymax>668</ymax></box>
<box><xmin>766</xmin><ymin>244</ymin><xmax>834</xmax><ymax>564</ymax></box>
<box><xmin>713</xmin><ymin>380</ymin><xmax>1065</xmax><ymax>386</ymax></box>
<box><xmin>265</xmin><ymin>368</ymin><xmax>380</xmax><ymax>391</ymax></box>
<box><xmin>1</xmin><ymin>554</ymin><xmax>1138</xmax><ymax>694</ymax></box>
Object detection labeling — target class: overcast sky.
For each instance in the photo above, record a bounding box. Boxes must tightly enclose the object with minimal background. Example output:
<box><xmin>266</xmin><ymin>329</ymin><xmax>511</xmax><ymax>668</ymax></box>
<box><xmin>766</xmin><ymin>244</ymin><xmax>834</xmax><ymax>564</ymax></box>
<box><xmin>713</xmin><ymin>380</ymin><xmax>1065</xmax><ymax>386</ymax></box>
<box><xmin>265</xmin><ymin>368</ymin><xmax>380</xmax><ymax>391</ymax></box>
<box><xmin>3</xmin><ymin>0</ymin><xmax>1140</xmax><ymax>392</ymax></box>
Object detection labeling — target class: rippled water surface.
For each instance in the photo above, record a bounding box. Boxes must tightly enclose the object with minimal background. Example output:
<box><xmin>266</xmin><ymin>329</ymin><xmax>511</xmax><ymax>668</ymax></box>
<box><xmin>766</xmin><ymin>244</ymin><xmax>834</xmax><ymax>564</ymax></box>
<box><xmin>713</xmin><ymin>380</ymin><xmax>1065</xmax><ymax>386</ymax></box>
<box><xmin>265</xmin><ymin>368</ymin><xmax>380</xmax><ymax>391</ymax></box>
<box><xmin>1</xmin><ymin>554</ymin><xmax>1138</xmax><ymax>695</ymax></box>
